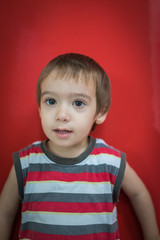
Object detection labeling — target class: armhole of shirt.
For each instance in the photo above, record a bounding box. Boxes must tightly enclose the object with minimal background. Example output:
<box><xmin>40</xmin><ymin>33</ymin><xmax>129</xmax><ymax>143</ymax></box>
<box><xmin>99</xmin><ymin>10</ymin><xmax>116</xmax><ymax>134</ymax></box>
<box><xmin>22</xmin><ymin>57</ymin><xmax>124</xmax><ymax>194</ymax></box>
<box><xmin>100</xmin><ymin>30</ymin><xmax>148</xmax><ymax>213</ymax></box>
<box><xmin>12</xmin><ymin>152</ymin><xmax>24</xmax><ymax>202</ymax></box>
<box><xmin>113</xmin><ymin>152</ymin><xmax>126</xmax><ymax>203</ymax></box>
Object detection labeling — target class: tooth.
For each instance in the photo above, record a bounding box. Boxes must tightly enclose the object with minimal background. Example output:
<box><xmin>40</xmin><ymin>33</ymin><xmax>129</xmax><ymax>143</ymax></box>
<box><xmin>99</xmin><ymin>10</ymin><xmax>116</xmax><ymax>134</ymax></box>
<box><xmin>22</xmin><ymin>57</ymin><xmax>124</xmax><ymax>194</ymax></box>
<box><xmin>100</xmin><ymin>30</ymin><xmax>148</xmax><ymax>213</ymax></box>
<box><xmin>58</xmin><ymin>130</ymin><xmax>68</xmax><ymax>133</ymax></box>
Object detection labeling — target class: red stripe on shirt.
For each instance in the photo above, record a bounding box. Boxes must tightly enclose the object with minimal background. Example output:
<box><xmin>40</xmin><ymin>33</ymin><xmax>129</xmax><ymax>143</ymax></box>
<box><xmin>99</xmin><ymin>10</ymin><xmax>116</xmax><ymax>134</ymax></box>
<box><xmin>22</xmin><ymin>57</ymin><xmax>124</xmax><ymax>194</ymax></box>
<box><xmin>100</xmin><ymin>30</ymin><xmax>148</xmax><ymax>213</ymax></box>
<box><xmin>22</xmin><ymin>201</ymin><xmax>115</xmax><ymax>213</ymax></box>
<box><xmin>19</xmin><ymin>146</ymin><xmax>43</xmax><ymax>158</ymax></box>
<box><xmin>19</xmin><ymin>229</ymin><xmax>119</xmax><ymax>240</ymax></box>
<box><xmin>26</xmin><ymin>171</ymin><xmax>116</xmax><ymax>184</ymax></box>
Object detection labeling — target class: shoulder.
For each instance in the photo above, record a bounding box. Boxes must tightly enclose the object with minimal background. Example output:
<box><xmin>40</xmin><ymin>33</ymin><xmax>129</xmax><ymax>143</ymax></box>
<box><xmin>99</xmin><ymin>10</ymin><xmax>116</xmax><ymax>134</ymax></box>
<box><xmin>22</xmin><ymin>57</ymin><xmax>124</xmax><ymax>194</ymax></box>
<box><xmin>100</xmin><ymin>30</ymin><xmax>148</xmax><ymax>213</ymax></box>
<box><xmin>12</xmin><ymin>140</ymin><xmax>45</xmax><ymax>172</ymax></box>
<box><xmin>93</xmin><ymin>138</ymin><xmax>123</xmax><ymax>159</ymax></box>
<box><xmin>19</xmin><ymin>140</ymin><xmax>43</xmax><ymax>154</ymax></box>
<box><xmin>90</xmin><ymin>138</ymin><xmax>126</xmax><ymax>173</ymax></box>
<box><xmin>13</xmin><ymin>140</ymin><xmax>43</xmax><ymax>158</ymax></box>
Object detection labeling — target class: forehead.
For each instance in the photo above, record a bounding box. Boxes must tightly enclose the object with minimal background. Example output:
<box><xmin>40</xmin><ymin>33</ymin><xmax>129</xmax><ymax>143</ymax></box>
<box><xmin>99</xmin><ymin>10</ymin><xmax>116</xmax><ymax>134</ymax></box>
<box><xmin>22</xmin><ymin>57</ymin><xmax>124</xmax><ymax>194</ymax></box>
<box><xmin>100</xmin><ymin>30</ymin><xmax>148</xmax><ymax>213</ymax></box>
<box><xmin>42</xmin><ymin>67</ymin><xmax>96</xmax><ymax>87</ymax></box>
<box><xmin>41</xmin><ymin>69</ymin><xmax>96</xmax><ymax>98</ymax></box>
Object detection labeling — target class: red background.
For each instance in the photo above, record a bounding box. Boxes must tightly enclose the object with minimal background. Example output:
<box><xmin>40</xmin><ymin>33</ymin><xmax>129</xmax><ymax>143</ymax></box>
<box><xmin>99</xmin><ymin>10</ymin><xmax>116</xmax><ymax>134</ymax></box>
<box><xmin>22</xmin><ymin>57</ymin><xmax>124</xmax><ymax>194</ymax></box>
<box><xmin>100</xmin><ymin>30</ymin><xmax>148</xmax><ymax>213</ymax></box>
<box><xmin>0</xmin><ymin>0</ymin><xmax>160</xmax><ymax>239</ymax></box>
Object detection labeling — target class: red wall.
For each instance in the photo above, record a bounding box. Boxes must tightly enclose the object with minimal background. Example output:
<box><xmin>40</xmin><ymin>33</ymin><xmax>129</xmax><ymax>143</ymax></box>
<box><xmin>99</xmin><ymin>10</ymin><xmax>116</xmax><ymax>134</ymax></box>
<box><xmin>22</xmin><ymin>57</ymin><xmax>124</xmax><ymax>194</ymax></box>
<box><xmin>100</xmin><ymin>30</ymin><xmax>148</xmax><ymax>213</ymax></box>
<box><xmin>0</xmin><ymin>0</ymin><xmax>160</xmax><ymax>239</ymax></box>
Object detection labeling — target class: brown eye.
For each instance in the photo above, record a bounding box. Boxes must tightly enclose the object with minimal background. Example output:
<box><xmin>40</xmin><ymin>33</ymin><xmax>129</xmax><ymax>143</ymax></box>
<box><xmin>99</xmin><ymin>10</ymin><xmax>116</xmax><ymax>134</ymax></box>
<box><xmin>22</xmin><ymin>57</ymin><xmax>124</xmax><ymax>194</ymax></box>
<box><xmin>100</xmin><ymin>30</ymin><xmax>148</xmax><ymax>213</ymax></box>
<box><xmin>73</xmin><ymin>100</ymin><xmax>85</xmax><ymax>107</ymax></box>
<box><xmin>46</xmin><ymin>98</ymin><xmax>57</xmax><ymax>105</ymax></box>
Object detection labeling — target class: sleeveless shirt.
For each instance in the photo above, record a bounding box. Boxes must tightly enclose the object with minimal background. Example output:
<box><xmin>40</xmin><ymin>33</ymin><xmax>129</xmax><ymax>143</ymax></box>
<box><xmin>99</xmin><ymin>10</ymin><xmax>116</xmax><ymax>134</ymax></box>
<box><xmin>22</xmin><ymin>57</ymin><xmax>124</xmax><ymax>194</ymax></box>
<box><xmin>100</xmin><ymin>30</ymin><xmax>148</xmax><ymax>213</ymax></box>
<box><xmin>13</xmin><ymin>137</ymin><xmax>126</xmax><ymax>240</ymax></box>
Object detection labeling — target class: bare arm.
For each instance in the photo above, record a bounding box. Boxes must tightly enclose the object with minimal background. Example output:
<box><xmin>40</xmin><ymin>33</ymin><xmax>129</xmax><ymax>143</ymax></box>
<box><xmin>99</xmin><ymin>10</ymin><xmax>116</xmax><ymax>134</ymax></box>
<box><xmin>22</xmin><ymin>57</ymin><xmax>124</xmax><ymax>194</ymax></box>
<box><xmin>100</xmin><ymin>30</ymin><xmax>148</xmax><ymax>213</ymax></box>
<box><xmin>122</xmin><ymin>162</ymin><xmax>160</xmax><ymax>240</ymax></box>
<box><xmin>0</xmin><ymin>165</ymin><xmax>20</xmax><ymax>240</ymax></box>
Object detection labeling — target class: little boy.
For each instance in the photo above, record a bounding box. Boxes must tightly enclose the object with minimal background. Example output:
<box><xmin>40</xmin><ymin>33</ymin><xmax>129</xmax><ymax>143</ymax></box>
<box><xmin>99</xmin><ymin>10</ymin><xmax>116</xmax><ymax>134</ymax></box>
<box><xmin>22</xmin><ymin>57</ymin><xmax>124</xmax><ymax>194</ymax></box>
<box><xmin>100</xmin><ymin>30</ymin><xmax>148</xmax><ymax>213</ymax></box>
<box><xmin>0</xmin><ymin>53</ymin><xmax>159</xmax><ymax>239</ymax></box>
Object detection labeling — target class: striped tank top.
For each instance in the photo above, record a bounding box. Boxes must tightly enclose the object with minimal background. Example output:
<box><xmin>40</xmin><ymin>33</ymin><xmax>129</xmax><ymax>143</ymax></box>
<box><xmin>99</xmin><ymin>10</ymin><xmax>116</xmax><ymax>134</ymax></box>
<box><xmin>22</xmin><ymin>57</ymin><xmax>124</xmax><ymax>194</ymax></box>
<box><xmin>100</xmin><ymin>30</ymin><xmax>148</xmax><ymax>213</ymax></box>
<box><xmin>13</xmin><ymin>137</ymin><xmax>126</xmax><ymax>240</ymax></box>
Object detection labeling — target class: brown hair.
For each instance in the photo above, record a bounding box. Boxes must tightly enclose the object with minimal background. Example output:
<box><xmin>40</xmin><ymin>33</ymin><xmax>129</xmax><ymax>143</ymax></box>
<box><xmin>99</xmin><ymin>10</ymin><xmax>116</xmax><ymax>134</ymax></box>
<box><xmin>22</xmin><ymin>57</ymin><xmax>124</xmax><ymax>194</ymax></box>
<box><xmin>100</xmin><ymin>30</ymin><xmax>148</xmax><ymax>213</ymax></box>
<box><xmin>37</xmin><ymin>53</ymin><xmax>111</xmax><ymax>115</ymax></box>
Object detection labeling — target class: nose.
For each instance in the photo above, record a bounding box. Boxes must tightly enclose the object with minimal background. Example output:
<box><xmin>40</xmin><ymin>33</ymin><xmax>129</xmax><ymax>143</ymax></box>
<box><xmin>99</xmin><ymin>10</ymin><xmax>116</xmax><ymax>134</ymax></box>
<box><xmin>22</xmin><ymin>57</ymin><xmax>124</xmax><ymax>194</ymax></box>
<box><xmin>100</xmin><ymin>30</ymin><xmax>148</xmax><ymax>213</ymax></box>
<box><xmin>56</xmin><ymin>104</ymin><xmax>70</xmax><ymax>122</ymax></box>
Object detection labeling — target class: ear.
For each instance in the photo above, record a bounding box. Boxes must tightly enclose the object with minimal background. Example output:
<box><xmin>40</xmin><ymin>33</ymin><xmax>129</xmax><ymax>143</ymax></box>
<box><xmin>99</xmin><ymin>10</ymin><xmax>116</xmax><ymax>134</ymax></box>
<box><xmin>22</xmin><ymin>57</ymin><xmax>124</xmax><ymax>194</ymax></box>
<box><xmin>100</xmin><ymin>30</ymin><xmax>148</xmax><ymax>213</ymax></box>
<box><xmin>95</xmin><ymin>112</ymin><xmax>108</xmax><ymax>125</ymax></box>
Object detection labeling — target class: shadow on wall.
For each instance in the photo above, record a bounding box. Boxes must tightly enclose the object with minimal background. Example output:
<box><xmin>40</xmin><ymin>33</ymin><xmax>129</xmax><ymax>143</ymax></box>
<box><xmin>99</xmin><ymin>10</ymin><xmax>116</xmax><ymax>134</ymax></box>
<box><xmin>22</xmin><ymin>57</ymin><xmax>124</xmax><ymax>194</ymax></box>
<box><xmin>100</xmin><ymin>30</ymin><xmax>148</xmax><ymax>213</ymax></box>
<box><xmin>149</xmin><ymin>0</ymin><xmax>160</xmax><ymax>133</ymax></box>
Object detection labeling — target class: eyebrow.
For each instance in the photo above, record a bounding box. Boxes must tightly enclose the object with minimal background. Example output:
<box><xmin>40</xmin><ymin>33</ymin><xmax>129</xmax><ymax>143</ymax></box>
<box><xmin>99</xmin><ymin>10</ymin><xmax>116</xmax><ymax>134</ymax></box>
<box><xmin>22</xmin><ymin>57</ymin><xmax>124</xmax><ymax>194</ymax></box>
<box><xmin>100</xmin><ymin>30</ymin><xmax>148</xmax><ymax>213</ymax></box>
<box><xmin>41</xmin><ymin>91</ymin><xmax>56</xmax><ymax>97</ymax></box>
<box><xmin>41</xmin><ymin>91</ymin><xmax>92</xmax><ymax>101</ymax></box>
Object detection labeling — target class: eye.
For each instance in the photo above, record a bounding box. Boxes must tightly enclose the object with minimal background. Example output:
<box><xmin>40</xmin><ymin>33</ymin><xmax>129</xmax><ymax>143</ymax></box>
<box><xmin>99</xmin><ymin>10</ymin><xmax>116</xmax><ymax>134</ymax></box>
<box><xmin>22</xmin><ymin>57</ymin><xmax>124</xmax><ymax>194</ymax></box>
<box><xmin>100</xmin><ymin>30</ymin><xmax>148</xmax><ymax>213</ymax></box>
<box><xmin>73</xmin><ymin>100</ymin><xmax>85</xmax><ymax>108</ymax></box>
<box><xmin>46</xmin><ymin>98</ymin><xmax>57</xmax><ymax>105</ymax></box>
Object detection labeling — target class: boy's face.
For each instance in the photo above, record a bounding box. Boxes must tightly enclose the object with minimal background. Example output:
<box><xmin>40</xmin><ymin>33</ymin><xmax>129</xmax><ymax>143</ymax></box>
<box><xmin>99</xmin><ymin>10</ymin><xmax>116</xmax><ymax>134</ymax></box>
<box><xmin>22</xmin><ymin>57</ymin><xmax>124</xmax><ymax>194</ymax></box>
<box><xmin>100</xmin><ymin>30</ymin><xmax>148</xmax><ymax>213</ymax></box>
<box><xmin>39</xmin><ymin>72</ymin><xmax>106</xmax><ymax>157</ymax></box>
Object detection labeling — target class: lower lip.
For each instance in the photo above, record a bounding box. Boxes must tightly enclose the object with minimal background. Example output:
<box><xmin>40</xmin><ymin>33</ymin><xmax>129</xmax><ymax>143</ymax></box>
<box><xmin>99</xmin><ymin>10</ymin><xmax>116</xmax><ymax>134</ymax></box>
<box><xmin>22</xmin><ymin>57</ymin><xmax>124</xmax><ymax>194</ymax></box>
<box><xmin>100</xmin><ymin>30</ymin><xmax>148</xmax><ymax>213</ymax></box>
<box><xmin>54</xmin><ymin>130</ymin><xmax>72</xmax><ymax>139</ymax></box>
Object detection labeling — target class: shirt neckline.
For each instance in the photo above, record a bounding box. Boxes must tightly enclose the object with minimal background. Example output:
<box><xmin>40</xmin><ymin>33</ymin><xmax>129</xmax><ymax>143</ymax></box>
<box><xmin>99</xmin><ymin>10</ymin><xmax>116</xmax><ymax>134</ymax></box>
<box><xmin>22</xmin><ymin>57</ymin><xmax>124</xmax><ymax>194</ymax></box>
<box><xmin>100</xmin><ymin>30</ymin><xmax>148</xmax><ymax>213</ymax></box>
<box><xmin>40</xmin><ymin>136</ymin><xmax>96</xmax><ymax>165</ymax></box>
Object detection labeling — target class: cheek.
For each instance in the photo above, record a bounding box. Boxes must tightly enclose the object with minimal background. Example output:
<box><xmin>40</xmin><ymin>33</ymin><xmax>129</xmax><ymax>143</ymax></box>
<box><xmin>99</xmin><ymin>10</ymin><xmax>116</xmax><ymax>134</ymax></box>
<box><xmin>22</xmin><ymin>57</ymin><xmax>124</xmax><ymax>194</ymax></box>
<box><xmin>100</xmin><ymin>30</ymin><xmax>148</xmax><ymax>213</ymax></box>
<box><xmin>40</xmin><ymin>112</ymin><xmax>52</xmax><ymax>128</ymax></box>
<box><xmin>86</xmin><ymin>108</ymin><xmax>97</xmax><ymax>121</ymax></box>
<box><xmin>77</xmin><ymin>113</ymin><xmax>95</xmax><ymax>130</ymax></box>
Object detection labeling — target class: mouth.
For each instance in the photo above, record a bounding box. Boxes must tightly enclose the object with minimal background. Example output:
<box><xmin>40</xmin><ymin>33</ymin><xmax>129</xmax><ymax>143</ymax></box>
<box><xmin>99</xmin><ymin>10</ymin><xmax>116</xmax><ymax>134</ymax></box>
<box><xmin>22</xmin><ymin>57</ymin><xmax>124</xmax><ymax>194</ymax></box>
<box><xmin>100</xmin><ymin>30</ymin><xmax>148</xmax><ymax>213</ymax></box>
<box><xmin>53</xmin><ymin>129</ymin><xmax>72</xmax><ymax>139</ymax></box>
<box><xmin>54</xmin><ymin>129</ymin><xmax>72</xmax><ymax>134</ymax></box>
